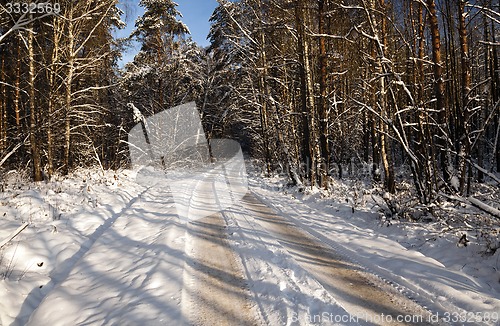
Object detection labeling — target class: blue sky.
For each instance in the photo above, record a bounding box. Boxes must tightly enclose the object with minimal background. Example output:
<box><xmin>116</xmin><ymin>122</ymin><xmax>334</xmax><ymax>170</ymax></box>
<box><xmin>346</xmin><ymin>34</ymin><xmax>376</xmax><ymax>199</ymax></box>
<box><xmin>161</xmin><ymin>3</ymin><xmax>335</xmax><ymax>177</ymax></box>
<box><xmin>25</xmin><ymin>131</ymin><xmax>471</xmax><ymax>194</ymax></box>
<box><xmin>177</xmin><ymin>0</ymin><xmax>219</xmax><ymax>46</ymax></box>
<box><xmin>116</xmin><ymin>0</ymin><xmax>219</xmax><ymax>65</ymax></box>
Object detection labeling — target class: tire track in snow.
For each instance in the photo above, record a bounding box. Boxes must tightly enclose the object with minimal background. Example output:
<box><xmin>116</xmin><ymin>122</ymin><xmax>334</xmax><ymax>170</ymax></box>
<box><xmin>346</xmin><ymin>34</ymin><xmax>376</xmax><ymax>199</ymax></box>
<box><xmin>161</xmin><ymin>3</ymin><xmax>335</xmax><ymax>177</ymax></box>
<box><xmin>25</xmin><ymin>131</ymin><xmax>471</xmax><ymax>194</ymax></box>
<box><xmin>181</xmin><ymin>213</ymin><xmax>259</xmax><ymax>326</ymax></box>
<box><xmin>251</xmin><ymin>190</ymin><xmax>484</xmax><ymax>325</ymax></box>
<box><xmin>178</xmin><ymin>168</ymin><xmax>259</xmax><ymax>326</ymax></box>
<box><xmin>221</xmin><ymin>203</ymin><xmax>356</xmax><ymax>326</ymax></box>
<box><xmin>245</xmin><ymin>192</ymin><xmax>437</xmax><ymax>326</ymax></box>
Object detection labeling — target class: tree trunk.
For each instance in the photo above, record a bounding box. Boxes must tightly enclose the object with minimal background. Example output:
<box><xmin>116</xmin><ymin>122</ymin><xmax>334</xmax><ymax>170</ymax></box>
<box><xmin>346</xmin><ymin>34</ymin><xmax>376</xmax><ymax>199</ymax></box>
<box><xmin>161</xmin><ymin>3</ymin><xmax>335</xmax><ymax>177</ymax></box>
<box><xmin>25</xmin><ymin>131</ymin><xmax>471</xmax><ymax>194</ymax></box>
<box><xmin>491</xmin><ymin>9</ymin><xmax>500</xmax><ymax>172</ymax></box>
<box><xmin>363</xmin><ymin>111</ymin><xmax>370</xmax><ymax>163</ymax></box>
<box><xmin>28</xmin><ymin>25</ymin><xmax>43</xmax><ymax>181</ymax></box>
<box><xmin>47</xmin><ymin>15</ymin><xmax>61</xmax><ymax>178</ymax></box>
<box><xmin>378</xmin><ymin>0</ymin><xmax>395</xmax><ymax>193</ymax></box>
<box><xmin>457</xmin><ymin>0</ymin><xmax>472</xmax><ymax>194</ymax></box>
<box><xmin>427</xmin><ymin>0</ymin><xmax>452</xmax><ymax>188</ymax></box>
<box><xmin>318</xmin><ymin>0</ymin><xmax>329</xmax><ymax>188</ymax></box>
<box><xmin>296</xmin><ymin>0</ymin><xmax>313</xmax><ymax>183</ymax></box>
<box><xmin>369</xmin><ymin>40</ymin><xmax>381</xmax><ymax>182</ymax></box>
<box><xmin>64</xmin><ymin>5</ymin><xmax>75</xmax><ymax>175</ymax></box>
<box><xmin>0</xmin><ymin>53</ymin><xmax>6</xmax><ymax>153</ymax></box>
<box><xmin>257</xmin><ymin>4</ymin><xmax>272</xmax><ymax>176</ymax></box>
<box><xmin>371</xmin><ymin>110</ymin><xmax>380</xmax><ymax>181</ymax></box>
<box><xmin>15</xmin><ymin>41</ymin><xmax>21</xmax><ymax>128</ymax></box>
<box><xmin>415</xmin><ymin>1</ymin><xmax>433</xmax><ymax>202</ymax></box>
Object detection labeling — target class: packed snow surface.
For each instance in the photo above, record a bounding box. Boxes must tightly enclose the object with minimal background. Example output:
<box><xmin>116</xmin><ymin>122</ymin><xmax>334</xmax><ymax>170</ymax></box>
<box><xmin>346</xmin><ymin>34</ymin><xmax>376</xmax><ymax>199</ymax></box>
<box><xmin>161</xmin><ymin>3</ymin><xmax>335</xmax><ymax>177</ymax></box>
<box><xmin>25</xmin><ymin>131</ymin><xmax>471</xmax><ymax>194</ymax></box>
<box><xmin>0</xmin><ymin>167</ymin><xmax>498</xmax><ymax>325</ymax></box>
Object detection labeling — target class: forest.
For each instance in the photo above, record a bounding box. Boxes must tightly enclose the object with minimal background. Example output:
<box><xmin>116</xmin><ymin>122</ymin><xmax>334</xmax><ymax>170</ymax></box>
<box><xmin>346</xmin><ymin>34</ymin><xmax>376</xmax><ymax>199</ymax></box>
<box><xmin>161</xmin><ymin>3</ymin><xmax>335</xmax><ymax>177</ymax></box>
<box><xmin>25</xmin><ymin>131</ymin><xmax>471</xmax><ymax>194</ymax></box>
<box><xmin>0</xmin><ymin>0</ymin><xmax>499</xmax><ymax>210</ymax></box>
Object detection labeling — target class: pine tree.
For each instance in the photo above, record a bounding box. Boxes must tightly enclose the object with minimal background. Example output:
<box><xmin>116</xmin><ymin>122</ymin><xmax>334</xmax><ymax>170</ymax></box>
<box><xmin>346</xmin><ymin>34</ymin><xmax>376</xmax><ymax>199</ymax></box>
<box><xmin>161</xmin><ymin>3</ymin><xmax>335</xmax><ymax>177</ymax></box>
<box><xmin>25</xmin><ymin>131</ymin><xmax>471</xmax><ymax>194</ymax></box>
<box><xmin>127</xmin><ymin>0</ymin><xmax>191</xmax><ymax>112</ymax></box>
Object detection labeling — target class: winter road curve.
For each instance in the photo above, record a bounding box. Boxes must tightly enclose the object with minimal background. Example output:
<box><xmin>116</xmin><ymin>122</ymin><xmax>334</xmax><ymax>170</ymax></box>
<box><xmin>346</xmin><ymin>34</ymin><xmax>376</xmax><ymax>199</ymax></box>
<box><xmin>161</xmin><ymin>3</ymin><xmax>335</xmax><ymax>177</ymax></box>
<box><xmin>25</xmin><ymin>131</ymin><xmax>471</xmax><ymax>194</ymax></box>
<box><xmin>22</xmin><ymin>185</ymin><xmax>438</xmax><ymax>326</ymax></box>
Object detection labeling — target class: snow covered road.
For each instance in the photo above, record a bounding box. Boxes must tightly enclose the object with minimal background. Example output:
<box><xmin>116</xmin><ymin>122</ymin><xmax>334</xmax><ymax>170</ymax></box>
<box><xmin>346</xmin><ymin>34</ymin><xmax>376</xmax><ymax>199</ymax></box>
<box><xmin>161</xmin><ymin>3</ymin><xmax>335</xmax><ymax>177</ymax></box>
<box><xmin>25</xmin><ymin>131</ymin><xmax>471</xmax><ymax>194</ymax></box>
<box><xmin>21</xmin><ymin>188</ymin><xmax>432</xmax><ymax>325</ymax></box>
<box><xmin>22</xmin><ymin>186</ymin><xmax>258</xmax><ymax>326</ymax></box>
<box><xmin>1</xmin><ymin>170</ymin><xmax>499</xmax><ymax>325</ymax></box>
<box><xmin>182</xmin><ymin>212</ymin><xmax>257</xmax><ymax>326</ymax></box>
<box><xmin>235</xmin><ymin>194</ymin><xmax>434</xmax><ymax>325</ymax></box>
